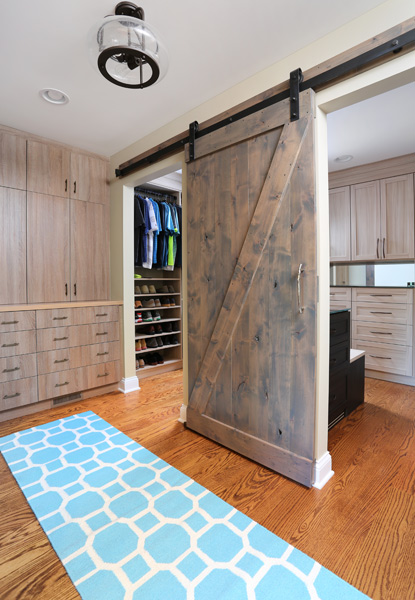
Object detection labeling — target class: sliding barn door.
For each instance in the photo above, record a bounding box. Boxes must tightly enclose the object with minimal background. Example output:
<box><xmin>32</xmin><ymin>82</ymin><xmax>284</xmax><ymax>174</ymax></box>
<box><xmin>186</xmin><ymin>90</ymin><xmax>317</xmax><ymax>487</ymax></box>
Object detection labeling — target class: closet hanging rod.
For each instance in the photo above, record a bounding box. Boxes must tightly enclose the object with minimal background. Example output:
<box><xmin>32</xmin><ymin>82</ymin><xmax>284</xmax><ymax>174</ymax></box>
<box><xmin>116</xmin><ymin>25</ymin><xmax>415</xmax><ymax>177</ymax></box>
<box><xmin>135</xmin><ymin>187</ymin><xmax>177</xmax><ymax>202</ymax></box>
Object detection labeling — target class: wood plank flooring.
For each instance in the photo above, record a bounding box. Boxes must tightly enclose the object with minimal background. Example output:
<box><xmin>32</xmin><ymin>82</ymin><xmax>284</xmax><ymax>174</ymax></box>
<box><xmin>0</xmin><ymin>372</ymin><xmax>414</xmax><ymax>599</ymax></box>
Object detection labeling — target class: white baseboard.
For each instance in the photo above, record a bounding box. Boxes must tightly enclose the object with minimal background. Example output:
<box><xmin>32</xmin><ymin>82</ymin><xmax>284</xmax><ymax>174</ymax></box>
<box><xmin>178</xmin><ymin>404</ymin><xmax>187</xmax><ymax>423</ymax></box>
<box><xmin>312</xmin><ymin>451</ymin><xmax>334</xmax><ymax>489</ymax></box>
<box><xmin>118</xmin><ymin>376</ymin><xmax>140</xmax><ymax>394</ymax></box>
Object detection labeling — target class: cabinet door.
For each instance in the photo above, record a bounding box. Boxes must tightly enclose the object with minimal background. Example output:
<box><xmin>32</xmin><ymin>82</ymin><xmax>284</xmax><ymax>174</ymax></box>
<box><xmin>0</xmin><ymin>132</ymin><xmax>26</xmax><ymax>190</ymax></box>
<box><xmin>351</xmin><ymin>180</ymin><xmax>381</xmax><ymax>261</ymax></box>
<box><xmin>27</xmin><ymin>193</ymin><xmax>70</xmax><ymax>303</ymax></box>
<box><xmin>70</xmin><ymin>153</ymin><xmax>109</xmax><ymax>205</ymax></box>
<box><xmin>329</xmin><ymin>186</ymin><xmax>350</xmax><ymax>261</ymax></box>
<box><xmin>381</xmin><ymin>174</ymin><xmax>414</xmax><ymax>260</ymax></box>
<box><xmin>70</xmin><ymin>200</ymin><xmax>109</xmax><ymax>301</ymax></box>
<box><xmin>0</xmin><ymin>188</ymin><xmax>27</xmax><ymax>304</ymax></box>
<box><xmin>27</xmin><ymin>140</ymin><xmax>70</xmax><ymax>198</ymax></box>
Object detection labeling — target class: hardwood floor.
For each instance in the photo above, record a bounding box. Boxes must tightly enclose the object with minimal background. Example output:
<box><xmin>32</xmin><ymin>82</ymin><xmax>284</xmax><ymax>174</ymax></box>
<box><xmin>0</xmin><ymin>372</ymin><xmax>414</xmax><ymax>599</ymax></box>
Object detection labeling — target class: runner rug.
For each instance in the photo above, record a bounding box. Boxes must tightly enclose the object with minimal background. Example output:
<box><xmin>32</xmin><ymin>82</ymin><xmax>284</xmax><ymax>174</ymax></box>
<box><xmin>0</xmin><ymin>411</ymin><xmax>370</xmax><ymax>600</ymax></box>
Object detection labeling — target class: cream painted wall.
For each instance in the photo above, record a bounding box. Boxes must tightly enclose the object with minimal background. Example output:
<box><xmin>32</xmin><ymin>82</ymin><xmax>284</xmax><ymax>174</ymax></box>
<box><xmin>109</xmin><ymin>0</ymin><xmax>414</xmax><ymax>469</ymax></box>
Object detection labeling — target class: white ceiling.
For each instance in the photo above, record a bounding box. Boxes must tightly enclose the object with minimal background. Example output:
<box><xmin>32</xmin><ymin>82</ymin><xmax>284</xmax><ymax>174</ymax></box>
<box><xmin>0</xmin><ymin>0</ymin><xmax>388</xmax><ymax>157</ymax></box>
<box><xmin>328</xmin><ymin>82</ymin><xmax>415</xmax><ymax>172</ymax></box>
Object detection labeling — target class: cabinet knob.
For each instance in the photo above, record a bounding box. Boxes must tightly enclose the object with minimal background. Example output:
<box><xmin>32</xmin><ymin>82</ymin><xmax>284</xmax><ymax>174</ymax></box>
<box><xmin>74</xmin><ymin>283</ymin><xmax>77</xmax><ymax>297</ymax></box>
<box><xmin>65</xmin><ymin>179</ymin><xmax>68</xmax><ymax>192</ymax></box>
<box><xmin>74</xmin><ymin>181</ymin><xmax>77</xmax><ymax>194</ymax></box>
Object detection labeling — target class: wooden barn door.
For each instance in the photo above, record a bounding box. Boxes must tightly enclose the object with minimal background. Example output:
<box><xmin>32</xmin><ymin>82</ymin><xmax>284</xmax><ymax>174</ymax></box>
<box><xmin>186</xmin><ymin>90</ymin><xmax>317</xmax><ymax>487</ymax></box>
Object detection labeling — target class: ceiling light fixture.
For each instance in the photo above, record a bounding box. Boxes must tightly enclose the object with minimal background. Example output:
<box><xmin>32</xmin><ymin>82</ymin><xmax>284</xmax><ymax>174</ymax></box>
<box><xmin>88</xmin><ymin>2</ymin><xmax>168</xmax><ymax>89</ymax></box>
<box><xmin>334</xmin><ymin>154</ymin><xmax>353</xmax><ymax>163</ymax></box>
<box><xmin>40</xmin><ymin>88</ymin><xmax>70</xmax><ymax>105</ymax></box>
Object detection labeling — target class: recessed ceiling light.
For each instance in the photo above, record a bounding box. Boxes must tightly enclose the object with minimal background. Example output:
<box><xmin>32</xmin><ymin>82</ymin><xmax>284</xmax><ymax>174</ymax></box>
<box><xmin>40</xmin><ymin>88</ymin><xmax>70</xmax><ymax>105</ymax></box>
<box><xmin>334</xmin><ymin>154</ymin><xmax>353</xmax><ymax>163</ymax></box>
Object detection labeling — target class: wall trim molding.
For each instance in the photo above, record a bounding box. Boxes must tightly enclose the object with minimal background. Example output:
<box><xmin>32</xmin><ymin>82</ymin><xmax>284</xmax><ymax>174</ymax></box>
<box><xmin>178</xmin><ymin>404</ymin><xmax>187</xmax><ymax>423</ymax></box>
<box><xmin>312</xmin><ymin>451</ymin><xmax>334</xmax><ymax>489</ymax></box>
<box><xmin>118</xmin><ymin>377</ymin><xmax>140</xmax><ymax>394</ymax></box>
<box><xmin>329</xmin><ymin>152</ymin><xmax>415</xmax><ymax>188</ymax></box>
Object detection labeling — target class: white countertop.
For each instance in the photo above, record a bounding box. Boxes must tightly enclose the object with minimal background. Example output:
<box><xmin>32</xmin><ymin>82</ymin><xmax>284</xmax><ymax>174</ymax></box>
<box><xmin>350</xmin><ymin>349</ymin><xmax>365</xmax><ymax>363</ymax></box>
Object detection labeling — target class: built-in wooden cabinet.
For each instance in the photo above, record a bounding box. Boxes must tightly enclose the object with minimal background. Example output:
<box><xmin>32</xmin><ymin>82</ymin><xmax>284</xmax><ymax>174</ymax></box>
<box><xmin>27</xmin><ymin>193</ymin><xmax>70</xmax><ymax>303</ymax></box>
<box><xmin>351</xmin><ymin>180</ymin><xmax>380</xmax><ymax>261</ymax></box>
<box><xmin>329</xmin><ymin>186</ymin><xmax>351</xmax><ymax>262</ymax></box>
<box><xmin>0</xmin><ymin>131</ymin><xmax>26</xmax><ymax>190</ymax></box>
<box><xmin>70</xmin><ymin>154</ymin><xmax>109</xmax><ymax>205</ymax></box>
<box><xmin>381</xmin><ymin>174</ymin><xmax>414</xmax><ymax>260</ymax></box>
<box><xmin>0</xmin><ymin>187</ymin><xmax>27</xmax><ymax>305</ymax></box>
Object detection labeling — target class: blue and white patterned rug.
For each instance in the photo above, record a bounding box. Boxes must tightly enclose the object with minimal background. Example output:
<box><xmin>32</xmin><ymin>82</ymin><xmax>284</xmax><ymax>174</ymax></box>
<box><xmin>0</xmin><ymin>411</ymin><xmax>370</xmax><ymax>600</ymax></box>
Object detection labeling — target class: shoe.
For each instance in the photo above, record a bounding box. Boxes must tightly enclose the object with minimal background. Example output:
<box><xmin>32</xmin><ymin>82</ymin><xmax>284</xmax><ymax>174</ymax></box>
<box><xmin>135</xmin><ymin>312</ymin><xmax>142</xmax><ymax>323</ymax></box>
<box><xmin>135</xmin><ymin>300</ymin><xmax>142</xmax><ymax>308</ymax></box>
<box><xmin>141</xmin><ymin>338</ymin><xmax>147</xmax><ymax>350</ymax></box>
<box><xmin>136</xmin><ymin>359</ymin><xmax>140</xmax><ymax>369</ymax></box>
<box><xmin>147</xmin><ymin>338</ymin><xmax>158</xmax><ymax>348</ymax></box>
<box><xmin>163</xmin><ymin>322</ymin><xmax>172</xmax><ymax>332</ymax></box>
<box><xmin>135</xmin><ymin>285</ymin><xmax>142</xmax><ymax>294</ymax></box>
<box><xmin>155</xmin><ymin>324</ymin><xmax>163</xmax><ymax>334</ymax></box>
<box><xmin>156</xmin><ymin>337</ymin><xmax>164</xmax><ymax>347</ymax></box>
<box><xmin>154</xmin><ymin>311</ymin><xmax>161</xmax><ymax>321</ymax></box>
<box><xmin>163</xmin><ymin>336</ymin><xmax>171</xmax><ymax>345</ymax></box>
<box><xmin>143</xmin><ymin>311</ymin><xmax>153</xmax><ymax>322</ymax></box>
<box><xmin>143</xmin><ymin>298</ymin><xmax>155</xmax><ymax>308</ymax></box>
<box><xmin>148</xmin><ymin>285</ymin><xmax>157</xmax><ymax>294</ymax></box>
<box><xmin>147</xmin><ymin>325</ymin><xmax>156</xmax><ymax>335</ymax></box>
<box><xmin>141</xmin><ymin>285</ymin><xmax>150</xmax><ymax>294</ymax></box>
<box><xmin>171</xmin><ymin>336</ymin><xmax>179</xmax><ymax>345</ymax></box>
<box><xmin>169</xmin><ymin>297</ymin><xmax>176</xmax><ymax>306</ymax></box>
<box><xmin>135</xmin><ymin>340</ymin><xmax>140</xmax><ymax>352</ymax></box>
<box><xmin>157</xmin><ymin>285</ymin><xmax>169</xmax><ymax>293</ymax></box>
<box><xmin>154</xmin><ymin>298</ymin><xmax>161</xmax><ymax>307</ymax></box>
<box><xmin>139</xmin><ymin>358</ymin><xmax>145</xmax><ymax>368</ymax></box>
<box><xmin>161</xmin><ymin>297</ymin><xmax>170</xmax><ymax>307</ymax></box>
<box><xmin>172</xmin><ymin>322</ymin><xmax>179</xmax><ymax>331</ymax></box>
<box><xmin>148</xmin><ymin>354</ymin><xmax>158</xmax><ymax>366</ymax></box>
<box><xmin>167</xmin><ymin>285</ymin><xmax>175</xmax><ymax>293</ymax></box>
<box><xmin>153</xmin><ymin>352</ymin><xmax>164</xmax><ymax>365</ymax></box>
<box><xmin>134</xmin><ymin>274</ymin><xmax>142</xmax><ymax>279</ymax></box>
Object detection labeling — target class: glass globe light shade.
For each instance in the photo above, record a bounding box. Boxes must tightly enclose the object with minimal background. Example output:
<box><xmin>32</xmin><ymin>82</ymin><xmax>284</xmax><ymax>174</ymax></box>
<box><xmin>88</xmin><ymin>15</ymin><xmax>168</xmax><ymax>89</ymax></box>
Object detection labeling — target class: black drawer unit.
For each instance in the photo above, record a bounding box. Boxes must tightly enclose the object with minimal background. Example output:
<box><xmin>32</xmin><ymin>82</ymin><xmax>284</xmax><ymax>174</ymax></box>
<box><xmin>329</xmin><ymin>310</ymin><xmax>350</xmax><ymax>429</ymax></box>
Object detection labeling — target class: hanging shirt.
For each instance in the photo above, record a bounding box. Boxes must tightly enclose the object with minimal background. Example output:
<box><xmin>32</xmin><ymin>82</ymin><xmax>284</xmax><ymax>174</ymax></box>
<box><xmin>150</xmin><ymin>199</ymin><xmax>161</xmax><ymax>266</ymax></box>
<box><xmin>134</xmin><ymin>191</ymin><xmax>145</xmax><ymax>266</ymax></box>
<box><xmin>142</xmin><ymin>198</ymin><xmax>158</xmax><ymax>269</ymax></box>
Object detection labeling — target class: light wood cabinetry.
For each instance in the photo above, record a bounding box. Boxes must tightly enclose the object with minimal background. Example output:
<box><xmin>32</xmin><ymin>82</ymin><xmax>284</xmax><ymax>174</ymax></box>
<box><xmin>351</xmin><ymin>287</ymin><xmax>413</xmax><ymax>378</ymax></box>
<box><xmin>27</xmin><ymin>140</ymin><xmax>70</xmax><ymax>198</ymax></box>
<box><xmin>0</xmin><ymin>188</ymin><xmax>27</xmax><ymax>305</ymax></box>
<box><xmin>0</xmin><ymin>131</ymin><xmax>26</xmax><ymax>190</ymax></box>
<box><xmin>71</xmin><ymin>200</ymin><xmax>109</xmax><ymax>301</ymax></box>
<box><xmin>380</xmin><ymin>174</ymin><xmax>414</xmax><ymax>260</ymax></box>
<box><xmin>27</xmin><ymin>193</ymin><xmax>70</xmax><ymax>303</ymax></box>
<box><xmin>329</xmin><ymin>187</ymin><xmax>350</xmax><ymax>262</ymax></box>
<box><xmin>70</xmin><ymin>154</ymin><xmax>109</xmax><ymax>205</ymax></box>
<box><xmin>351</xmin><ymin>180</ymin><xmax>381</xmax><ymax>261</ymax></box>
<box><xmin>0</xmin><ymin>302</ymin><xmax>121</xmax><ymax>417</ymax></box>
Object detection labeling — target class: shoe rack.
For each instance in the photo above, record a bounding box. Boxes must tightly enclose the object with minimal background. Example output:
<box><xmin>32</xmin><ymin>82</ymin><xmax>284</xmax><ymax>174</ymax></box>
<box><xmin>134</xmin><ymin>276</ymin><xmax>182</xmax><ymax>378</ymax></box>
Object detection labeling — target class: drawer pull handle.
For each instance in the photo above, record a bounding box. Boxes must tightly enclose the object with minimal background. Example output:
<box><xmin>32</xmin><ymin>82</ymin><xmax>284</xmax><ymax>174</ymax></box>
<box><xmin>329</xmin><ymin>293</ymin><xmax>335</xmax><ymax>296</ymax></box>
<box><xmin>54</xmin><ymin>358</ymin><xmax>69</xmax><ymax>364</ymax></box>
<box><xmin>370</xmin><ymin>294</ymin><xmax>392</xmax><ymax>297</ymax></box>
<box><xmin>97</xmin><ymin>372</ymin><xmax>109</xmax><ymax>378</ymax></box>
<box><xmin>3</xmin><ymin>366</ymin><xmax>20</xmax><ymax>373</ymax></box>
<box><xmin>369</xmin><ymin>355</ymin><xmax>391</xmax><ymax>360</ymax></box>
<box><xmin>2</xmin><ymin>343</ymin><xmax>19</xmax><ymax>348</ymax></box>
<box><xmin>53</xmin><ymin>336</ymin><xmax>69</xmax><ymax>341</ymax></box>
<box><xmin>1</xmin><ymin>320</ymin><xmax>18</xmax><ymax>325</ymax></box>
<box><xmin>330</xmin><ymin>328</ymin><xmax>337</xmax><ymax>334</ymax></box>
<box><xmin>96</xmin><ymin>313</ymin><xmax>108</xmax><ymax>317</ymax></box>
<box><xmin>55</xmin><ymin>381</ymin><xmax>69</xmax><ymax>387</ymax></box>
<box><xmin>370</xmin><ymin>331</ymin><xmax>392</xmax><ymax>335</ymax></box>
<box><xmin>330</xmin><ymin>358</ymin><xmax>337</xmax><ymax>364</ymax></box>
<box><xmin>96</xmin><ymin>332</ymin><xmax>108</xmax><ymax>336</ymax></box>
<box><xmin>53</xmin><ymin>316</ymin><xmax>68</xmax><ymax>321</ymax></box>
<box><xmin>97</xmin><ymin>351</ymin><xmax>109</xmax><ymax>356</ymax></box>
<box><xmin>370</xmin><ymin>311</ymin><xmax>392</xmax><ymax>315</ymax></box>
<box><xmin>4</xmin><ymin>392</ymin><xmax>20</xmax><ymax>399</ymax></box>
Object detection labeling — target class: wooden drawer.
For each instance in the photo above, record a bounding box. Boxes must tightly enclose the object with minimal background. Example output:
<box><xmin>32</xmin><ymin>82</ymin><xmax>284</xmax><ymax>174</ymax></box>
<box><xmin>0</xmin><ymin>330</ymin><xmax>36</xmax><ymax>358</ymax></box>
<box><xmin>86</xmin><ymin>361</ymin><xmax>120</xmax><ymax>388</ymax></box>
<box><xmin>0</xmin><ymin>354</ymin><xmax>37</xmax><ymax>383</ymax></box>
<box><xmin>352</xmin><ymin>302</ymin><xmax>412</xmax><ymax>326</ymax></box>
<box><xmin>37</xmin><ymin>341</ymin><xmax>120</xmax><ymax>374</ymax></box>
<box><xmin>38</xmin><ymin>367</ymin><xmax>87</xmax><ymax>401</ymax></box>
<box><xmin>36</xmin><ymin>321</ymin><xmax>119</xmax><ymax>352</ymax></box>
<box><xmin>330</xmin><ymin>287</ymin><xmax>351</xmax><ymax>302</ymax></box>
<box><xmin>330</xmin><ymin>343</ymin><xmax>350</xmax><ymax>371</ymax></box>
<box><xmin>330</xmin><ymin>300</ymin><xmax>351</xmax><ymax>311</ymax></box>
<box><xmin>352</xmin><ymin>288</ymin><xmax>413</xmax><ymax>304</ymax></box>
<box><xmin>0</xmin><ymin>311</ymin><xmax>35</xmax><ymax>333</ymax></box>
<box><xmin>352</xmin><ymin>321</ymin><xmax>412</xmax><ymax>346</ymax></box>
<box><xmin>330</xmin><ymin>310</ymin><xmax>350</xmax><ymax>347</ymax></box>
<box><xmin>329</xmin><ymin>369</ymin><xmax>348</xmax><ymax>428</ymax></box>
<box><xmin>0</xmin><ymin>377</ymin><xmax>38</xmax><ymax>411</ymax></box>
<box><xmin>36</xmin><ymin>305</ymin><xmax>119</xmax><ymax>328</ymax></box>
<box><xmin>352</xmin><ymin>341</ymin><xmax>412</xmax><ymax>377</ymax></box>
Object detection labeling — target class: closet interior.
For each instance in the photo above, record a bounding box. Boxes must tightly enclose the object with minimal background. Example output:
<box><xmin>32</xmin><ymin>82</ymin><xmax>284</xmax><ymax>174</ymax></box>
<box><xmin>134</xmin><ymin>171</ymin><xmax>183</xmax><ymax>379</ymax></box>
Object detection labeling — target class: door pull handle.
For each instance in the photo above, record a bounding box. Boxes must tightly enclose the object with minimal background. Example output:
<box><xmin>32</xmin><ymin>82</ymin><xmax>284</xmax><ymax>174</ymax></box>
<box><xmin>383</xmin><ymin>237</ymin><xmax>386</xmax><ymax>259</ymax></box>
<box><xmin>297</xmin><ymin>264</ymin><xmax>304</xmax><ymax>314</ymax></box>
<box><xmin>376</xmin><ymin>238</ymin><xmax>379</xmax><ymax>259</ymax></box>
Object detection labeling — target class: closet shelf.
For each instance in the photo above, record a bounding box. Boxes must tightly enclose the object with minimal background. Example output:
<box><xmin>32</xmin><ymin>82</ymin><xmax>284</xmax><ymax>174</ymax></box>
<box><xmin>134</xmin><ymin>292</ymin><xmax>180</xmax><ymax>296</ymax></box>
<box><xmin>136</xmin><ymin>358</ymin><xmax>182</xmax><ymax>374</ymax></box>
<box><xmin>134</xmin><ymin>277</ymin><xmax>180</xmax><ymax>281</ymax></box>
<box><xmin>135</xmin><ymin>306</ymin><xmax>179</xmax><ymax>311</ymax></box>
<box><xmin>136</xmin><ymin>331</ymin><xmax>181</xmax><ymax>340</ymax></box>
<box><xmin>135</xmin><ymin>343</ymin><xmax>180</xmax><ymax>355</ymax></box>
<box><xmin>135</xmin><ymin>317</ymin><xmax>180</xmax><ymax>326</ymax></box>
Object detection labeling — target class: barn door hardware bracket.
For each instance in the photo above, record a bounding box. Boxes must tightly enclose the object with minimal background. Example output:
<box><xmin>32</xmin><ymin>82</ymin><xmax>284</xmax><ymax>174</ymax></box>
<box><xmin>290</xmin><ymin>68</ymin><xmax>303</xmax><ymax>121</ymax></box>
<box><xmin>188</xmin><ymin>121</ymin><xmax>199</xmax><ymax>161</ymax></box>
